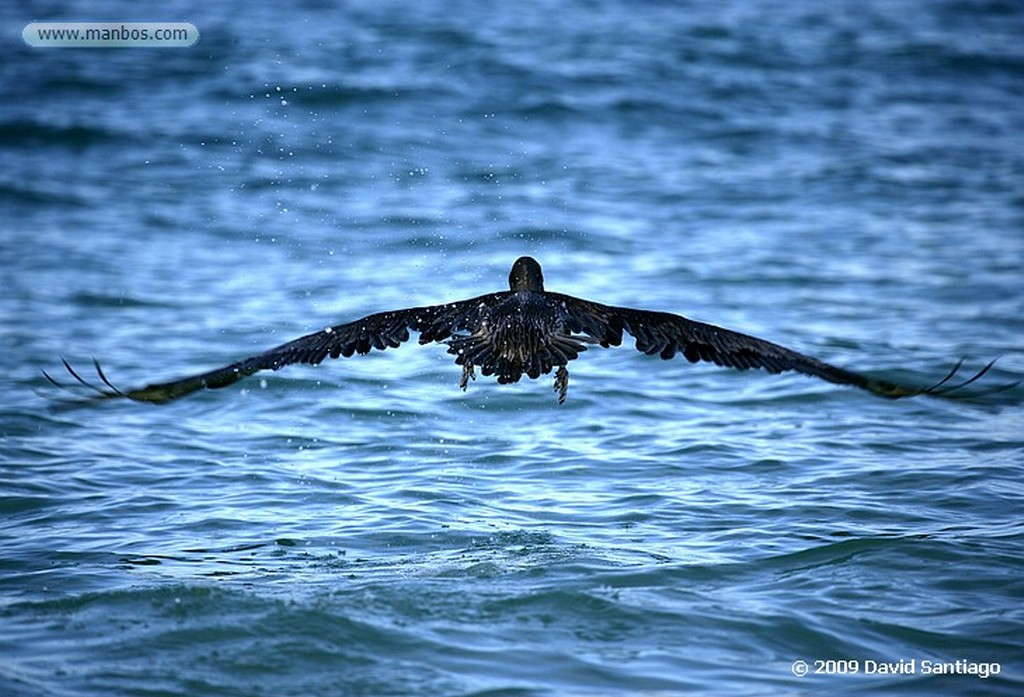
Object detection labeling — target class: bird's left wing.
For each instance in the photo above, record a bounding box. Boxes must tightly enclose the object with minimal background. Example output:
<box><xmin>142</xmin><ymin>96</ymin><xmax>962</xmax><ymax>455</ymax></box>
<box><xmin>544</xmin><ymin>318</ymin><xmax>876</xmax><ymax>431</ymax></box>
<box><xmin>552</xmin><ymin>294</ymin><xmax>1007</xmax><ymax>400</ymax></box>
<box><xmin>45</xmin><ymin>294</ymin><xmax>503</xmax><ymax>407</ymax></box>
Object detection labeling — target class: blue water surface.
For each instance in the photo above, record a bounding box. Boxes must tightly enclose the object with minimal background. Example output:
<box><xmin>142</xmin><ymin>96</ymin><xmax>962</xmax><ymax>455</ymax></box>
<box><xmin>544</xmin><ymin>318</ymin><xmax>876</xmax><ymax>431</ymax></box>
<box><xmin>3</xmin><ymin>1</ymin><xmax>1023</xmax><ymax>695</ymax></box>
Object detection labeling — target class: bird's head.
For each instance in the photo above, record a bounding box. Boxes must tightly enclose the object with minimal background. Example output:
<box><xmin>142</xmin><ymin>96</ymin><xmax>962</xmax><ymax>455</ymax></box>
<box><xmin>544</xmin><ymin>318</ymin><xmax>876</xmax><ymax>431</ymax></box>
<box><xmin>508</xmin><ymin>256</ymin><xmax>545</xmax><ymax>292</ymax></box>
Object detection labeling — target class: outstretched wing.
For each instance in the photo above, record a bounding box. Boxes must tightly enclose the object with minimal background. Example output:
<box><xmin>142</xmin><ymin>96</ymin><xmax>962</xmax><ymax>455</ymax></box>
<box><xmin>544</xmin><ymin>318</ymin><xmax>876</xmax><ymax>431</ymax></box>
<box><xmin>45</xmin><ymin>294</ymin><xmax>506</xmax><ymax>407</ymax></box>
<box><xmin>553</xmin><ymin>294</ymin><xmax>1009</xmax><ymax>400</ymax></box>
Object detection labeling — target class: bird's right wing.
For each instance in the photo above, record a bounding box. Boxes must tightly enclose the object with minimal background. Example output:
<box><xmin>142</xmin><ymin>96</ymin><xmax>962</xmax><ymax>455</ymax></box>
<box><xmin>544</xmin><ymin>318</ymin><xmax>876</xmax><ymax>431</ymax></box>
<box><xmin>552</xmin><ymin>293</ymin><xmax>1015</xmax><ymax>402</ymax></box>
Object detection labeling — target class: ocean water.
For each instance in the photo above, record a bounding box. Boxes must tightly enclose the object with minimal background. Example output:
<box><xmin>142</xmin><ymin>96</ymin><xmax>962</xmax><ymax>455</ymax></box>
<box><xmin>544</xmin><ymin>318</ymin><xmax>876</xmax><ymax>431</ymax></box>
<box><xmin>3</xmin><ymin>0</ymin><xmax>1023</xmax><ymax>695</ymax></box>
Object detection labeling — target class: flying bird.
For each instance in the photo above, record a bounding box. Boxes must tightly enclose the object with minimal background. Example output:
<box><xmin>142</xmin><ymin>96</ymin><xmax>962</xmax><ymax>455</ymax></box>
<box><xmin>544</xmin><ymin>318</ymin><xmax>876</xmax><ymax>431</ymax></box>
<box><xmin>46</xmin><ymin>256</ymin><xmax>1009</xmax><ymax>407</ymax></box>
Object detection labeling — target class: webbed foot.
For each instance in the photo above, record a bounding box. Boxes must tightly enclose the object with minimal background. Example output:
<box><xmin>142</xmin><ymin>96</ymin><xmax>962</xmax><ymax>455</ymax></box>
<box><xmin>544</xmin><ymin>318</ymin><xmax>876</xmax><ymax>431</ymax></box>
<box><xmin>460</xmin><ymin>363</ymin><xmax>476</xmax><ymax>391</ymax></box>
<box><xmin>554</xmin><ymin>365</ymin><xmax>569</xmax><ymax>404</ymax></box>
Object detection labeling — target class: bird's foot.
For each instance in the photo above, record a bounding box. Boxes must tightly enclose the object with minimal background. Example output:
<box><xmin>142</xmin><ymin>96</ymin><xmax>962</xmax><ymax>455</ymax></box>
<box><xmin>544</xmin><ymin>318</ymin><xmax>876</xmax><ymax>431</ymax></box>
<box><xmin>554</xmin><ymin>365</ymin><xmax>569</xmax><ymax>404</ymax></box>
<box><xmin>460</xmin><ymin>363</ymin><xmax>476</xmax><ymax>391</ymax></box>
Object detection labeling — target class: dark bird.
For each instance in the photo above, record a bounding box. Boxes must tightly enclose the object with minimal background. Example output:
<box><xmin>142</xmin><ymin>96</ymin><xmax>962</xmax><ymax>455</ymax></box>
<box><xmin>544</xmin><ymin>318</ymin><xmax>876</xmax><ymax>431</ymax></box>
<box><xmin>46</xmin><ymin>256</ymin><xmax>1010</xmax><ymax>407</ymax></box>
